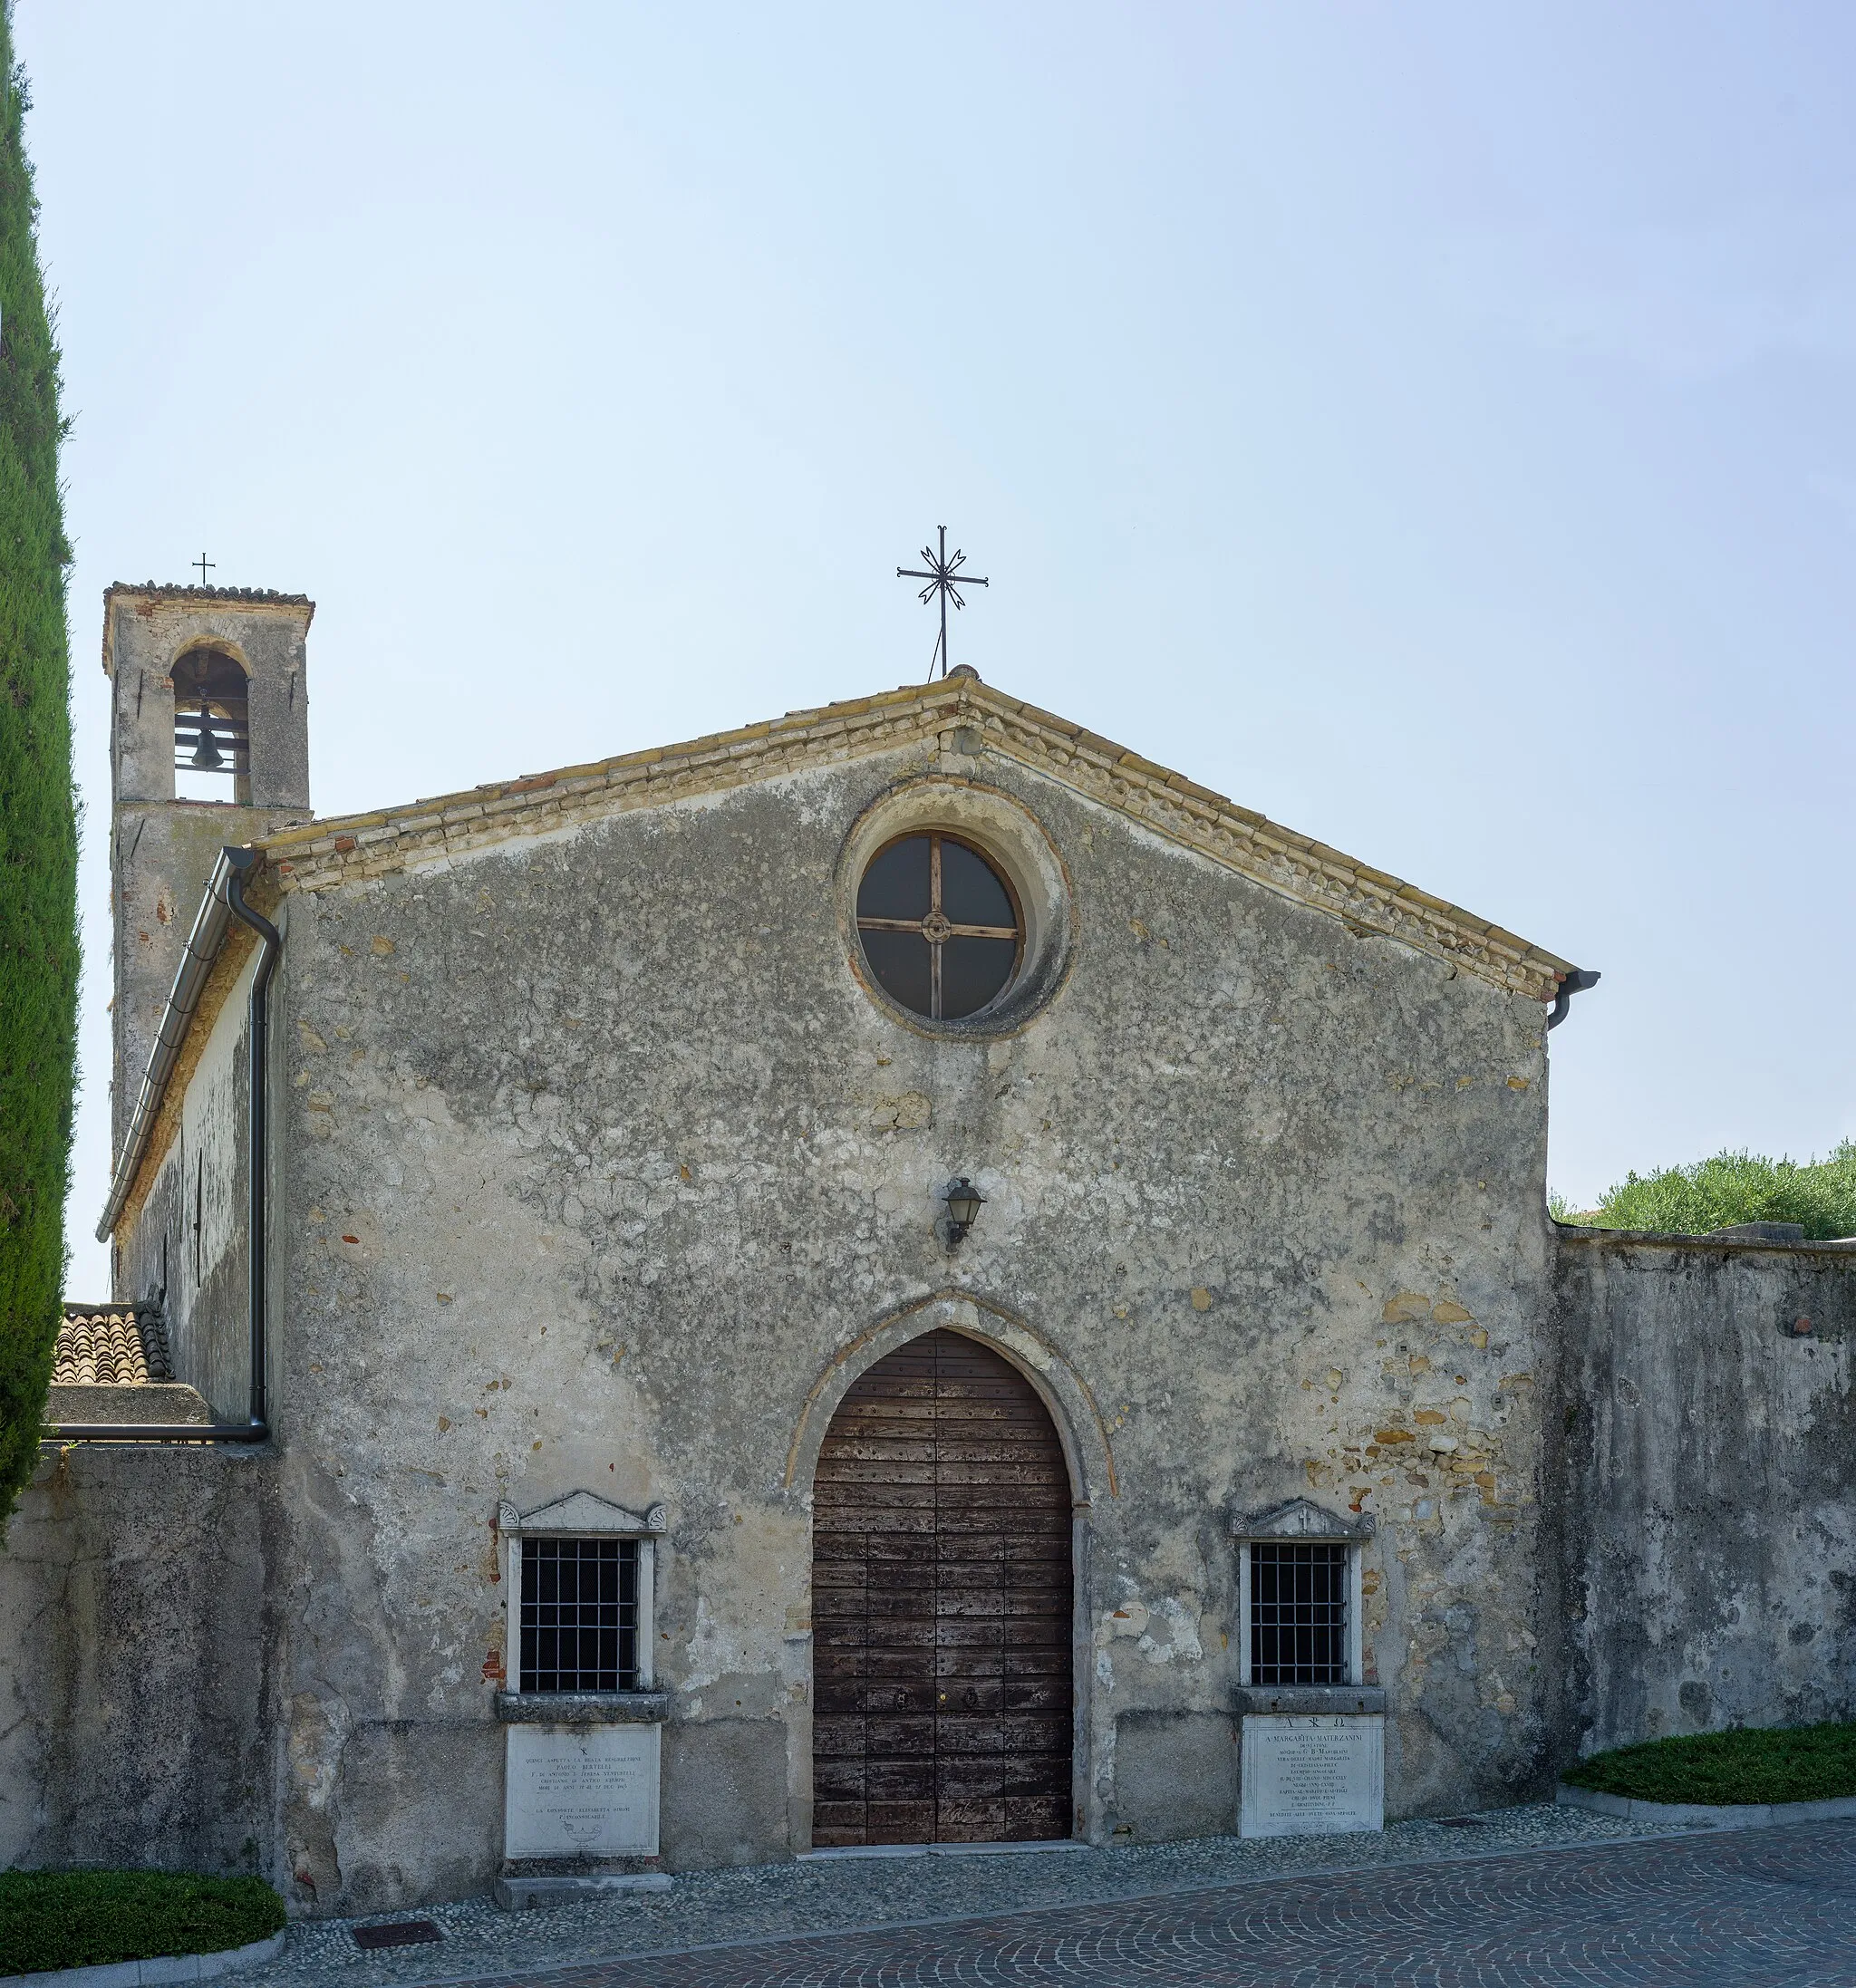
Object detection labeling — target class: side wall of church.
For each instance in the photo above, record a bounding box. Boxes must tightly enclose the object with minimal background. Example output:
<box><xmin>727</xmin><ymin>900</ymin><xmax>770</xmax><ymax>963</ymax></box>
<box><xmin>260</xmin><ymin>731</ymin><xmax>1556</xmax><ymax>1911</ymax></box>
<box><xmin>115</xmin><ymin>949</ymin><xmax>258</xmax><ymax>1422</ymax></box>
<box><xmin>0</xmin><ymin>1447</ymin><xmax>276</xmax><ymax>1876</ymax></box>
<box><xmin>1552</xmin><ymin>1230</ymin><xmax>1856</xmax><ymax>1759</ymax></box>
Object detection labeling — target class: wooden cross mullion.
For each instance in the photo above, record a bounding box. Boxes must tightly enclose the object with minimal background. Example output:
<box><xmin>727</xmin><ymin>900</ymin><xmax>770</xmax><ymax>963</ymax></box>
<box><xmin>856</xmin><ymin>918</ymin><xmax>1013</xmax><ymax>938</ymax></box>
<box><xmin>929</xmin><ymin>834</ymin><xmax>944</xmax><ymax>1018</ymax></box>
<box><xmin>852</xmin><ymin>830</ymin><xmax>1021</xmax><ymax>1022</ymax></box>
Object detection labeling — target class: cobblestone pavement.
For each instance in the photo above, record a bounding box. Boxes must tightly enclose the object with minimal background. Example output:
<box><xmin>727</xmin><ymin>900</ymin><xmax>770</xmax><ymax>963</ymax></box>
<box><xmin>253</xmin><ymin>1806</ymin><xmax>1663</xmax><ymax>1988</ymax></box>
<box><xmin>444</xmin><ymin>1819</ymin><xmax>1856</xmax><ymax>1988</ymax></box>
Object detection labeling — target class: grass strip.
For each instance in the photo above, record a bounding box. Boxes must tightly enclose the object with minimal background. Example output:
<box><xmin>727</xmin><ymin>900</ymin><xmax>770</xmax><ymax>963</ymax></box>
<box><xmin>1564</xmin><ymin>1720</ymin><xmax>1856</xmax><ymax>1806</ymax></box>
<box><xmin>0</xmin><ymin>1869</ymin><xmax>285</xmax><ymax>1976</ymax></box>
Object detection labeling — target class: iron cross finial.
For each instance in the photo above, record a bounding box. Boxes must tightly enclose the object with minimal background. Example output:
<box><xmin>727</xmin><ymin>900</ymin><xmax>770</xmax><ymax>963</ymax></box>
<box><xmin>897</xmin><ymin>526</ymin><xmax>989</xmax><ymax>680</ymax></box>
<box><xmin>193</xmin><ymin>553</ymin><xmax>215</xmax><ymax>587</ymax></box>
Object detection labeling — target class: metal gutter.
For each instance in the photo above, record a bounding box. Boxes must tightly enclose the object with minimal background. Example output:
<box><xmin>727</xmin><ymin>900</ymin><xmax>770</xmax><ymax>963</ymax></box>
<box><xmin>1546</xmin><ymin>967</ymin><xmax>1600</xmax><ymax>1030</ymax></box>
<box><xmin>42</xmin><ymin>1417</ymin><xmax>267</xmax><ymax>1443</ymax></box>
<box><xmin>49</xmin><ymin>847</ymin><xmax>276</xmax><ymax>1446</ymax></box>
<box><xmin>226</xmin><ymin>858</ymin><xmax>279</xmax><ymax>1435</ymax></box>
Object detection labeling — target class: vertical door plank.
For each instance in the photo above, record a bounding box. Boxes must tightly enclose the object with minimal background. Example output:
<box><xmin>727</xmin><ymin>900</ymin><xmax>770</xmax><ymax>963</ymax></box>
<box><xmin>812</xmin><ymin>1330</ymin><xmax>1073</xmax><ymax>1846</ymax></box>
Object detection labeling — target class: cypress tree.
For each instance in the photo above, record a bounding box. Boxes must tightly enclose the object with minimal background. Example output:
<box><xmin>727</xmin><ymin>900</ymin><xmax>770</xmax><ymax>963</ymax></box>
<box><xmin>0</xmin><ymin>7</ymin><xmax>76</xmax><ymax>1530</ymax></box>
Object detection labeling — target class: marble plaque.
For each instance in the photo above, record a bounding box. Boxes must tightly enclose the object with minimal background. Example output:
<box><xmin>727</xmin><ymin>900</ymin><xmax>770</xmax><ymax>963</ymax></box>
<box><xmin>1239</xmin><ymin>1713</ymin><xmax>1383</xmax><ymax>1838</ymax></box>
<box><xmin>504</xmin><ymin>1723</ymin><xmax>661</xmax><ymax>1858</ymax></box>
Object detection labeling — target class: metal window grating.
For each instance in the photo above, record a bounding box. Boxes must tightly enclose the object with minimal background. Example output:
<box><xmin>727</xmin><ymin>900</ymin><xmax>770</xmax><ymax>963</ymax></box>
<box><xmin>352</xmin><ymin>1921</ymin><xmax>442</xmax><ymax>1951</ymax></box>
<box><xmin>519</xmin><ymin>1536</ymin><xmax>639</xmax><ymax>1692</ymax></box>
<box><xmin>1250</xmin><ymin>1540</ymin><xmax>1348</xmax><ymax>1684</ymax></box>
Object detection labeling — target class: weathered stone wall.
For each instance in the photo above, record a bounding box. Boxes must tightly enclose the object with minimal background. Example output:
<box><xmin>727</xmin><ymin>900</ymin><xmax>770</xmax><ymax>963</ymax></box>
<box><xmin>111</xmin><ymin>804</ymin><xmax>265</xmax><ymax>1167</ymax></box>
<box><xmin>1552</xmin><ymin>1230</ymin><xmax>1856</xmax><ymax>1760</ymax></box>
<box><xmin>263</xmin><ymin>729</ymin><xmax>1555</xmax><ymax>1908</ymax></box>
<box><xmin>0</xmin><ymin>1446</ymin><xmax>274</xmax><ymax>1876</ymax></box>
<box><xmin>118</xmin><ymin>951</ymin><xmax>257</xmax><ymax>1421</ymax></box>
<box><xmin>34</xmin><ymin>691</ymin><xmax>1856</xmax><ymax>1916</ymax></box>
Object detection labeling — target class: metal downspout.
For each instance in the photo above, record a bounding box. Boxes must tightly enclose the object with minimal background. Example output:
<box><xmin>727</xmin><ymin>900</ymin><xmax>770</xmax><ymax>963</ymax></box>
<box><xmin>44</xmin><ymin>848</ymin><xmax>277</xmax><ymax>1446</ymax></box>
<box><xmin>226</xmin><ymin>853</ymin><xmax>278</xmax><ymax>1435</ymax></box>
<box><xmin>1547</xmin><ymin>968</ymin><xmax>1601</xmax><ymax>1030</ymax></box>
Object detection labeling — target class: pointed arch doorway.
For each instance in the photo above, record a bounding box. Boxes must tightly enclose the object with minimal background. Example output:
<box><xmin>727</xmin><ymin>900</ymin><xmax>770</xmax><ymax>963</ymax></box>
<box><xmin>811</xmin><ymin>1328</ymin><xmax>1074</xmax><ymax>1846</ymax></box>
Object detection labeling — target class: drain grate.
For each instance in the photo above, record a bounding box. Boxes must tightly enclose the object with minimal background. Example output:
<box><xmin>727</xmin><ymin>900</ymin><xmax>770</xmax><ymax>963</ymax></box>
<box><xmin>353</xmin><ymin>1920</ymin><xmax>444</xmax><ymax>1949</ymax></box>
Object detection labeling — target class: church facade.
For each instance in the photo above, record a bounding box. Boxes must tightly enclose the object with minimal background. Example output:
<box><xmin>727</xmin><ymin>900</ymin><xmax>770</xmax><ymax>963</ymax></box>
<box><xmin>3</xmin><ymin>584</ymin><xmax>1851</xmax><ymax>1914</ymax></box>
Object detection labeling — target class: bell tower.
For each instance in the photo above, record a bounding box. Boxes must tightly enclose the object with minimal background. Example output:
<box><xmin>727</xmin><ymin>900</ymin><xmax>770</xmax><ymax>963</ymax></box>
<box><xmin>104</xmin><ymin>584</ymin><xmax>314</xmax><ymax>1158</ymax></box>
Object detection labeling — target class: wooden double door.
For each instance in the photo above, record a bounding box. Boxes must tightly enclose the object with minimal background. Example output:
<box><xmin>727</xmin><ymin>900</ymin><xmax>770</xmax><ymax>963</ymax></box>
<box><xmin>811</xmin><ymin>1329</ymin><xmax>1074</xmax><ymax>1845</ymax></box>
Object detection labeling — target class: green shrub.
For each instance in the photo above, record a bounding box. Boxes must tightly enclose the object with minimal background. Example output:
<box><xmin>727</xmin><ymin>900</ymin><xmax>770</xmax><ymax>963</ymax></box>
<box><xmin>0</xmin><ymin>1869</ymin><xmax>285</xmax><ymax>1974</ymax></box>
<box><xmin>0</xmin><ymin>13</ymin><xmax>77</xmax><ymax>1534</ymax></box>
<box><xmin>1564</xmin><ymin>1720</ymin><xmax>1856</xmax><ymax>1806</ymax></box>
<box><xmin>1554</xmin><ymin>1142</ymin><xmax>1856</xmax><ymax>1241</ymax></box>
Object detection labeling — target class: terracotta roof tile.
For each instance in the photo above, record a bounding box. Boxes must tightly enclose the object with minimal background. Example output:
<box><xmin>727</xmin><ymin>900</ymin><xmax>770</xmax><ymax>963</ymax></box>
<box><xmin>53</xmin><ymin>1305</ymin><xmax>172</xmax><ymax>1385</ymax></box>
<box><xmin>106</xmin><ymin>582</ymin><xmax>314</xmax><ymax>608</ymax></box>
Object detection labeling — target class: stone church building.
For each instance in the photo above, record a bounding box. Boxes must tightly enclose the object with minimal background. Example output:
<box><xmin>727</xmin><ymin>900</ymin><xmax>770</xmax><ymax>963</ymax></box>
<box><xmin>2</xmin><ymin>584</ymin><xmax>1851</xmax><ymax>1913</ymax></box>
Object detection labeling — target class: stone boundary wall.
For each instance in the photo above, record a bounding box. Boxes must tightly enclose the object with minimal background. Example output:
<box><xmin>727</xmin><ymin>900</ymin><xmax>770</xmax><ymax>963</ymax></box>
<box><xmin>1551</xmin><ymin>1226</ymin><xmax>1856</xmax><ymax>1763</ymax></box>
<box><xmin>0</xmin><ymin>1446</ymin><xmax>274</xmax><ymax>1875</ymax></box>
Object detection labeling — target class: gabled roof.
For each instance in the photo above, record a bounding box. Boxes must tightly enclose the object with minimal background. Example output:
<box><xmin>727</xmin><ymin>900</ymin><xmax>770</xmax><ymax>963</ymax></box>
<box><xmin>100</xmin><ymin>669</ymin><xmax>1579</xmax><ymax>1239</ymax></box>
<box><xmin>259</xmin><ymin>668</ymin><xmax>1572</xmax><ymax>1003</ymax></box>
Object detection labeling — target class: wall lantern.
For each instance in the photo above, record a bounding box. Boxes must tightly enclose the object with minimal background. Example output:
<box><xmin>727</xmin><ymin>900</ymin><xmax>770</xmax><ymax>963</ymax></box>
<box><xmin>942</xmin><ymin>1176</ymin><xmax>985</xmax><ymax>1245</ymax></box>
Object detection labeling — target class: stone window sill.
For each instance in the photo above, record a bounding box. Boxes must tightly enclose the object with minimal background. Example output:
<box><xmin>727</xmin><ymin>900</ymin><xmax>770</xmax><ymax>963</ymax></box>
<box><xmin>1235</xmin><ymin>1684</ymin><xmax>1387</xmax><ymax>1717</ymax></box>
<box><xmin>494</xmin><ymin>1690</ymin><xmax>671</xmax><ymax>1725</ymax></box>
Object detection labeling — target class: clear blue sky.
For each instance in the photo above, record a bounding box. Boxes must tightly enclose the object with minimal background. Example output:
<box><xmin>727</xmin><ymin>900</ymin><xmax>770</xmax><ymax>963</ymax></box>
<box><xmin>22</xmin><ymin>2</ymin><xmax>1855</xmax><ymax>1291</ymax></box>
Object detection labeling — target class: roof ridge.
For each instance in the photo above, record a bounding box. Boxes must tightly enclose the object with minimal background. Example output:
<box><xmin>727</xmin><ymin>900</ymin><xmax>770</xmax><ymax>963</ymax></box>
<box><xmin>264</xmin><ymin>676</ymin><xmax>954</xmax><ymax>847</ymax></box>
<box><xmin>256</xmin><ymin>673</ymin><xmax>1571</xmax><ymax>1002</ymax></box>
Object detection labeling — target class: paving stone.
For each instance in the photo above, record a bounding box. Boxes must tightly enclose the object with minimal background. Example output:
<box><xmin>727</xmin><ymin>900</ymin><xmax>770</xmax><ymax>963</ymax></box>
<box><xmin>453</xmin><ymin>1816</ymin><xmax>1856</xmax><ymax>1987</ymax></box>
<box><xmin>240</xmin><ymin>1804</ymin><xmax>1689</xmax><ymax>1988</ymax></box>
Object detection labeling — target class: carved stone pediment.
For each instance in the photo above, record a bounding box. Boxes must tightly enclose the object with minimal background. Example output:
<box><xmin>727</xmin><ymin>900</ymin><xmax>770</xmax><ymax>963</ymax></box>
<box><xmin>1232</xmin><ymin>1497</ymin><xmax>1373</xmax><ymax>1541</ymax></box>
<box><xmin>497</xmin><ymin>1491</ymin><xmax>667</xmax><ymax>1537</ymax></box>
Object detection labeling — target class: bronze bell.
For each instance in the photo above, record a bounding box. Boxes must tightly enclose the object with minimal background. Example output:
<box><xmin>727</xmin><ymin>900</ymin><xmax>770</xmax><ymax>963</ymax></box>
<box><xmin>189</xmin><ymin>696</ymin><xmax>222</xmax><ymax>771</ymax></box>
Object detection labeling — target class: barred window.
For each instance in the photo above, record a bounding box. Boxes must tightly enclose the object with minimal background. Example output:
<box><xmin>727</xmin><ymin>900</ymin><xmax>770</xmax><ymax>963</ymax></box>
<box><xmin>519</xmin><ymin>1536</ymin><xmax>639</xmax><ymax>1692</ymax></box>
<box><xmin>1249</xmin><ymin>1540</ymin><xmax>1348</xmax><ymax>1685</ymax></box>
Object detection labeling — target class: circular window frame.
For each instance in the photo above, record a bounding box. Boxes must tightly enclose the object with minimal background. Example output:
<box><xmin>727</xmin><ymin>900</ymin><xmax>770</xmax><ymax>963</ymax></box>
<box><xmin>856</xmin><ymin>828</ymin><xmax>1026</xmax><ymax>1024</ymax></box>
<box><xmin>837</xmin><ymin>777</ymin><xmax>1075</xmax><ymax>1038</ymax></box>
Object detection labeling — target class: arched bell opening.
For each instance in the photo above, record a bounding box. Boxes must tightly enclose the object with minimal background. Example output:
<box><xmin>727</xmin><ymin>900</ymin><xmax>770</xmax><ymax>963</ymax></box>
<box><xmin>810</xmin><ymin>1327</ymin><xmax>1075</xmax><ymax>1847</ymax></box>
<box><xmin>171</xmin><ymin>644</ymin><xmax>251</xmax><ymax>801</ymax></box>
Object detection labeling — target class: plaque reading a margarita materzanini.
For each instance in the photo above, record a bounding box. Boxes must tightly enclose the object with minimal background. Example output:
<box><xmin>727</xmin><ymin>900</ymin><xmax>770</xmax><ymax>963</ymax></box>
<box><xmin>1239</xmin><ymin>1713</ymin><xmax>1383</xmax><ymax>1838</ymax></box>
<box><xmin>504</xmin><ymin>1723</ymin><xmax>661</xmax><ymax>1858</ymax></box>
